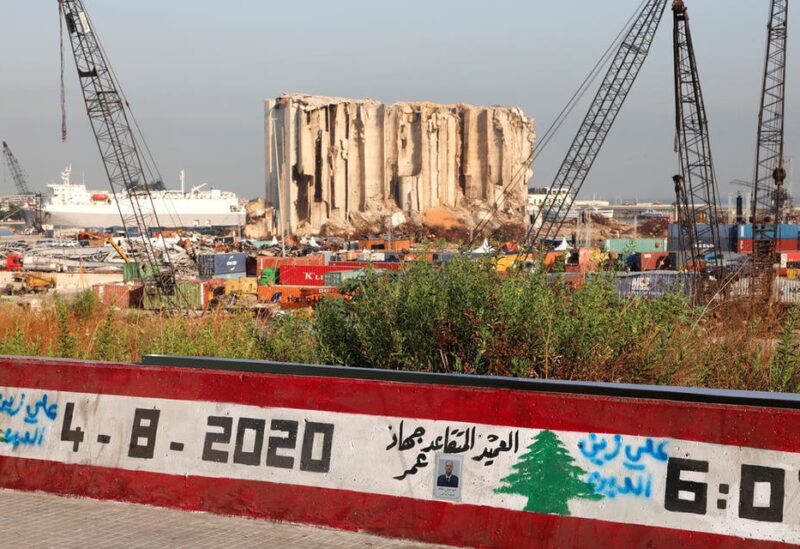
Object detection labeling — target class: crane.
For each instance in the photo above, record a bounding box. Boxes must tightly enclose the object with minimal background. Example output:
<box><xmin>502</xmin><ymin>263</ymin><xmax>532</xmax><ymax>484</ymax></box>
<box><xmin>528</xmin><ymin>0</ymin><xmax>669</xmax><ymax>247</ymax></box>
<box><xmin>750</xmin><ymin>0</ymin><xmax>789</xmax><ymax>299</ymax></box>
<box><xmin>58</xmin><ymin>0</ymin><xmax>179</xmax><ymax>302</ymax></box>
<box><xmin>1</xmin><ymin>141</ymin><xmax>44</xmax><ymax>232</ymax></box>
<box><xmin>671</xmin><ymin>0</ymin><xmax>722</xmax><ymax>277</ymax></box>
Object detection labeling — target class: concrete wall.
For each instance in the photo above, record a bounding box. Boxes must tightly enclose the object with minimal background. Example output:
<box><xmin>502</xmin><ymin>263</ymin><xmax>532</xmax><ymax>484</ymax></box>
<box><xmin>265</xmin><ymin>94</ymin><xmax>535</xmax><ymax>235</ymax></box>
<box><xmin>0</xmin><ymin>357</ymin><xmax>797</xmax><ymax>547</ymax></box>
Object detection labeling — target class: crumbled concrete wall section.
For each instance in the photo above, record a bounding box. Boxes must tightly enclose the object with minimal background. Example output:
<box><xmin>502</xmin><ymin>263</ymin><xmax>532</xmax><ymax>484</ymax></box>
<box><xmin>265</xmin><ymin>94</ymin><xmax>535</xmax><ymax>235</ymax></box>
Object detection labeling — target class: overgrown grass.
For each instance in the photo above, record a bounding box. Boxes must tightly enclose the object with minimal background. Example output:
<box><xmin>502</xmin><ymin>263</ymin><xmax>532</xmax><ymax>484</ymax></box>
<box><xmin>0</xmin><ymin>259</ymin><xmax>795</xmax><ymax>393</ymax></box>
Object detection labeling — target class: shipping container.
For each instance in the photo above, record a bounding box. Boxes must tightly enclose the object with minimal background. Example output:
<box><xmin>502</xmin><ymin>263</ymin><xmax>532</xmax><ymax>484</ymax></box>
<box><xmin>604</xmin><ymin>238</ymin><xmax>667</xmax><ymax>254</ymax></box>
<box><xmin>357</xmin><ymin>238</ymin><xmax>411</xmax><ymax>251</ymax></box>
<box><xmin>143</xmin><ymin>281</ymin><xmax>205</xmax><ymax>310</ymax></box>
<box><xmin>327</xmin><ymin>261</ymin><xmax>404</xmax><ymax>272</ymax></box>
<box><xmin>92</xmin><ymin>283</ymin><xmax>143</xmax><ymax>308</ymax></box>
<box><xmin>633</xmin><ymin>252</ymin><xmax>671</xmax><ymax>272</ymax></box>
<box><xmin>214</xmin><ymin>272</ymin><xmax>247</xmax><ymax>280</ymax></box>
<box><xmin>256</xmin><ymin>284</ymin><xmax>340</xmax><ymax>306</ymax></box>
<box><xmin>278</xmin><ymin>265</ymin><xmax>361</xmax><ymax>286</ymax></box>
<box><xmin>197</xmin><ymin>253</ymin><xmax>247</xmax><ymax>279</ymax></box>
<box><xmin>738</xmin><ymin>239</ymin><xmax>800</xmax><ymax>253</ymax></box>
<box><xmin>322</xmin><ymin>269</ymin><xmax>383</xmax><ymax>286</ymax></box>
<box><xmin>255</xmin><ymin>255</ymin><xmax>326</xmax><ymax>273</ymax></box>
<box><xmin>614</xmin><ymin>272</ymin><xmax>694</xmax><ymax>298</ymax></box>
<box><xmin>123</xmin><ymin>262</ymin><xmax>162</xmax><ymax>282</ymax></box>
<box><xmin>225</xmin><ymin>277</ymin><xmax>258</xmax><ymax>295</ymax></box>
<box><xmin>777</xmin><ymin>278</ymin><xmax>800</xmax><ymax>304</ymax></box>
<box><xmin>738</xmin><ymin>224</ymin><xmax>800</xmax><ymax>240</ymax></box>
<box><xmin>668</xmin><ymin>224</ymin><xmax>737</xmax><ymax>253</ymax></box>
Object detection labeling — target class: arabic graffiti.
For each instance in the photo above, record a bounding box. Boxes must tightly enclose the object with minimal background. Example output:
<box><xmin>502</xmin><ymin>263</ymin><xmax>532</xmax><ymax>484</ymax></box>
<box><xmin>386</xmin><ymin>421</ymin><xmax>520</xmax><ymax>481</ymax></box>
<box><xmin>578</xmin><ymin>433</ymin><xmax>670</xmax><ymax>499</ymax></box>
<box><xmin>0</xmin><ymin>392</ymin><xmax>58</xmax><ymax>450</ymax></box>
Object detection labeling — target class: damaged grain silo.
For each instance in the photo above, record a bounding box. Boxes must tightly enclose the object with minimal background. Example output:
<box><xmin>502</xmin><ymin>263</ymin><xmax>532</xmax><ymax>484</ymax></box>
<box><xmin>264</xmin><ymin>93</ymin><xmax>535</xmax><ymax>236</ymax></box>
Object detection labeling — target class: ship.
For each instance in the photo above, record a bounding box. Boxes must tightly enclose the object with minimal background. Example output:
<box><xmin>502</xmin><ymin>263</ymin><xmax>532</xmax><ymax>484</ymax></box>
<box><xmin>43</xmin><ymin>167</ymin><xmax>246</xmax><ymax>229</ymax></box>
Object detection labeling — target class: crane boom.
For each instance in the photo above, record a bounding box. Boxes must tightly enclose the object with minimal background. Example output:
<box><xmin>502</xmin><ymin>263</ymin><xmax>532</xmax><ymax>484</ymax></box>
<box><xmin>752</xmin><ymin>0</ymin><xmax>789</xmax><ymax>219</ymax></box>
<box><xmin>529</xmin><ymin>0</ymin><xmax>668</xmax><ymax>245</ymax></box>
<box><xmin>59</xmin><ymin>0</ymin><xmax>177</xmax><ymax>298</ymax></box>
<box><xmin>2</xmin><ymin>142</ymin><xmax>31</xmax><ymax>195</ymax></box>
<box><xmin>671</xmin><ymin>0</ymin><xmax>722</xmax><ymax>273</ymax></box>
<box><xmin>751</xmin><ymin>0</ymin><xmax>789</xmax><ymax>298</ymax></box>
<box><xmin>2</xmin><ymin>141</ymin><xmax>44</xmax><ymax>232</ymax></box>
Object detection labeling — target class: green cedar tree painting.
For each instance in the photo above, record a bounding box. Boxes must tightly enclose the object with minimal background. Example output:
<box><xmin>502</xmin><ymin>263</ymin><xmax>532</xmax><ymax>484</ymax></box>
<box><xmin>495</xmin><ymin>430</ymin><xmax>602</xmax><ymax>515</ymax></box>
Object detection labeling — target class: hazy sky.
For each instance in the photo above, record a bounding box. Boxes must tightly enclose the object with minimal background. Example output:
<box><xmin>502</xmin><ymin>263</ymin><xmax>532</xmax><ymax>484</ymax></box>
<box><xmin>2</xmin><ymin>1</ymin><xmax>798</xmax><ymax>202</ymax></box>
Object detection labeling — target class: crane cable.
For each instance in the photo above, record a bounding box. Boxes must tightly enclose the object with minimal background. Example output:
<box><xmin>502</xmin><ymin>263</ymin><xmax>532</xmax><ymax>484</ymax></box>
<box><xmin>468</xmin><ymin>0</ymin><xmax>647</xmax><ymax>247</ymax></box>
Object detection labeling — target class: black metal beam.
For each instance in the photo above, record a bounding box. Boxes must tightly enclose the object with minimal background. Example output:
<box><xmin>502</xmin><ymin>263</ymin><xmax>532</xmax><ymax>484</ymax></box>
<box><xmin>141</xmin><ymin>354</ymin><xmax>800</xmax><ymax>410</ymax></box>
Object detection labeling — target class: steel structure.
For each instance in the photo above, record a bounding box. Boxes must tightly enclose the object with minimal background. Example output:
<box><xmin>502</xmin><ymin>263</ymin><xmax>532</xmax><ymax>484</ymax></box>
<box><xmin>751</xmin><ymin>0</ymin><xmax>789</xmax><ymax>297</ymax></box>
<box><xmin>2</xmin><ymin>141</ymin><xmax>43</xmax><ymax>231</ymax></box>
<box><xmin>671</xmin><ymin>0</ymin><xmax>722</xmax><ymax>272</ymax></box>
<box><xmin>528</xmin><ymin>0</ymin><xmax>668</xmax><ymax>246</ymax></box>
<box><xmin>59</xmin><ymin>0</ymin><xmax>177</xmax><ymax>298</ymax></box>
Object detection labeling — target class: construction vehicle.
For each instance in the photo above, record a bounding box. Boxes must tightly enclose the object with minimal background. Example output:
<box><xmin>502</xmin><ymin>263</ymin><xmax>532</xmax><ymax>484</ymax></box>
<box><xmin>59</xmin><ymin>0</ymin><xmax>181</xmax><ymax>306</ymax></box>
<box><xmin>78</xmin><ymin>231</ymin><xmax>131</xmax><ymax>263</ymax></box>
<box><xmin>4</xmin><ymin>273</ymin><xmax>56</xmax><ymax>295</ymax></box>
<box><xmin>1</xmin><ymin>142</ymin><xmax>44</xmax><ymax>232</ymax></box>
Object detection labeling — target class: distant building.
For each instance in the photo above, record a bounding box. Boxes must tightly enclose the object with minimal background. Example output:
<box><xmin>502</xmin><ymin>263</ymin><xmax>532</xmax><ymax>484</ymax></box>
<box><xmin>265</xmin><ymin>94</ymin><xmax>535</xmax><ymax>234</ymax></box>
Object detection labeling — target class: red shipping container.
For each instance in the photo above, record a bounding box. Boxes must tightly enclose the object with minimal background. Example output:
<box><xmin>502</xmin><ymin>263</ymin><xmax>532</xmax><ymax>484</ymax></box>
<box><xmin>738</xmin><ymin>239</ymin><xmax>799</xmax><ymax>253</ymax></box>
<box><xmin>256</xmin><ymin>255</ymin><xmax>325</xmax><ymax>273</ymax></box>
<box><xmin>92</xmin><ymin>283</ymin><xmax>143</xmax><ymax>308</ymax></box>
<box><xmin>278</xmin><ymin>265</ymin><xmax>361</xmax><ymax>286</ymax></box>
<box><xmin>638</xmin><ymin>252</ymin><xmax>670</xmax><ymax>271</ymax></box>
<box><xmin>328</xmin><ymin>261</ymin><xmax>405</xmax><ymax>272</ymax></box>
<box><xmin>776</xmin><ymin>239</ymin><xmax>800</xmax><ymax>252</ymax></box>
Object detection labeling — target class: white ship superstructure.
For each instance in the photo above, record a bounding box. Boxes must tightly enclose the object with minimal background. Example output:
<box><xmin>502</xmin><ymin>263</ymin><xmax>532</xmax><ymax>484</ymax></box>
<box><xmin>44</xmin><ymin>167</ymin><xmax>246</xmax><ymax>229</ymax></box>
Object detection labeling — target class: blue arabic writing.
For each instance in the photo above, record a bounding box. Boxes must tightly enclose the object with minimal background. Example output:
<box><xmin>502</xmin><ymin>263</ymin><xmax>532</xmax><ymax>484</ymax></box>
<box><xmin>578</xmin><ymin>434</ymin><xmax>670</xmax><ymax>500</ymax></box>
<box><xmin>0</xmin><ymin>393</ymin><xmax>25</xmax><ymax>418</ymax></box>
<box><xmin>0</xmin><ymin>427</ymin><xmax>45</xmax><ymax>449</ymax></box>
<box><xmin>24</xmin><ymin>394</ymin><xmax>58</xmax><ymax>425</ymax></box>
<box><xmin>587</xmin><ymin>472</ymin><xmax>652</xmax><ymax>499</ymax></box>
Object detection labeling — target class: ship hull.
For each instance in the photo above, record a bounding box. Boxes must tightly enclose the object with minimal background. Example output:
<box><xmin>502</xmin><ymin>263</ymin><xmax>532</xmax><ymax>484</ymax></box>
<box><xmin>45</xmin><ymin>203</ymin><xmax>245</xmax><ymax>229</ymax></box>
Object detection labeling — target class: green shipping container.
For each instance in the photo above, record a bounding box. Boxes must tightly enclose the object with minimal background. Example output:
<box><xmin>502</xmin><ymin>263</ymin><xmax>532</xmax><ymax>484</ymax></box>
<box><xmin>142</xmin><ymin>281</ymin><xmax>203</xmax><ymax>310</ymax></box>
<box><xmin>604</xmin><ymin>238</ymin><xmax>667</xmax><ymax>254</ymax></box>
<box><xmin>123</xmin><ymin>262</ymin><xmax>163</xmax><ymax>282</ymax></box>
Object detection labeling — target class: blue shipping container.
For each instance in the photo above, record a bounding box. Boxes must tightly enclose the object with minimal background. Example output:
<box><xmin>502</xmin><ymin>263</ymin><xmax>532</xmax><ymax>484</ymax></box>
<box><xmin>738</xmin><ymin>224</ymin><xmax>800</xmax><ymax>240</ymax></box>
<box><xmin>614</xmin><ymin>272</ymin><xmax>694</xmax><ymax>299</ymax></box>
<box><xmin>198</xmin><ymin>253</ymin><xmax>248</xmax><ymax>278</ymax></box>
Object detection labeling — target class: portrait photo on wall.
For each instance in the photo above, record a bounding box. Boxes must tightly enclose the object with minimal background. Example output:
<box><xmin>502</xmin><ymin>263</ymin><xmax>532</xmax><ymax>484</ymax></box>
<box><xmin>433</xmin><ymin>454</ymin><xmax>463</xmax><ymax>502</ymax></box>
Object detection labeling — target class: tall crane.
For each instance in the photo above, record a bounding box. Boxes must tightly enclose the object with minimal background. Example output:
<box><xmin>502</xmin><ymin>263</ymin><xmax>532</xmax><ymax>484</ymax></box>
<box><xmin>2</xmin><ymin>141</ymin><xmax>44</xmax><ymax>232</ymax></box>
<box><xmin>671</xmin><ymin>0</ymin><xmax>722</xmax><ymax>276</ymax></box>
<box><xmin>58</xmin><ymin>0</ymin><xmax>178</xmax><ymax>300</ymax></box>
<box><xmin>528</xmin><ymin>0</ymin><xmax>669</xmax><ymax>246</ymax></box>
<box><xmin>751</xmin><ymin>0</ymin><xmax>789</xmax><ymax>298</ymax></box>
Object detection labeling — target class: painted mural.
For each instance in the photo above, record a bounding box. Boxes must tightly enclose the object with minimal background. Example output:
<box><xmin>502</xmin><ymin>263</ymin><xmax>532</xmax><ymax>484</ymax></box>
<box><xmin>0</xmin><ymin>386</ymin><xmax>797</xmax><ymax>545</ymax></box>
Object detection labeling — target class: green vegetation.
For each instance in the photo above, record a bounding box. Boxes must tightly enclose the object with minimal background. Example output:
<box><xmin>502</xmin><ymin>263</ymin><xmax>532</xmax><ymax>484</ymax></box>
<box><xmin>0</xmin><ymin>257</ymin><xmax>795</xmax><ymax>393</ymax></box>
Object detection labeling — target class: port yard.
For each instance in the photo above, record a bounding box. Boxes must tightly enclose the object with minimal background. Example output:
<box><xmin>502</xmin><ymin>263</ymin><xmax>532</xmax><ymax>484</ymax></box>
<box><xmin>0</xmin><ymin>218</ymin><xmax>797</xmax><ymax>397</ymax></box>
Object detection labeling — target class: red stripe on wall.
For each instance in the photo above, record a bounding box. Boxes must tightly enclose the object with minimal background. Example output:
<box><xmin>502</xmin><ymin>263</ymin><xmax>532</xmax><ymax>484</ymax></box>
<box><xmin>0</xmin><ymin>456</ymin><xmax>790</xmax><ymax>549</ymax></box>
<box><xmin>0</xmin><ymin>358</ymin><xmax>798</xmax><ymax>454</ymax></box>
